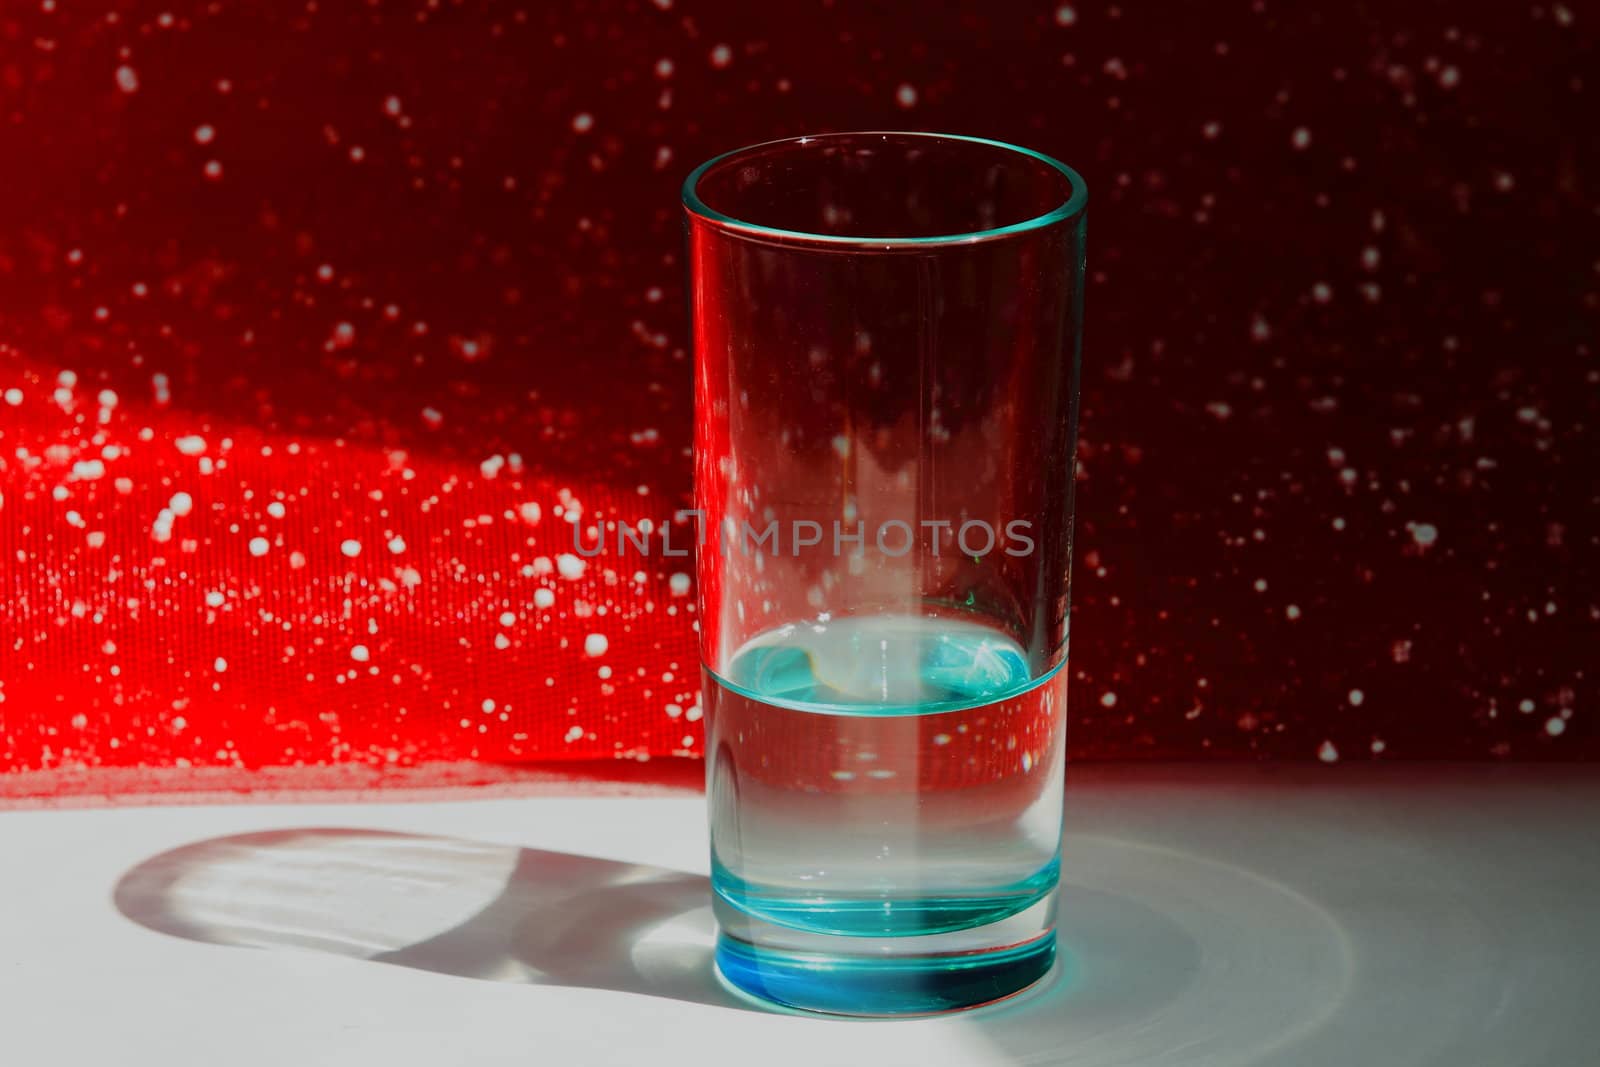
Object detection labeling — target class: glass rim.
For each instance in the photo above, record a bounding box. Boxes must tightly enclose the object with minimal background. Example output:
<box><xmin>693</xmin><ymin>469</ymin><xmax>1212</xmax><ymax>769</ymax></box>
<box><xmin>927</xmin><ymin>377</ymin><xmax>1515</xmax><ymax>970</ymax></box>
<box><xmin>681</xmin><ymin>131</ymin><xmax>1088</xmax><ymax>249</ymax></box>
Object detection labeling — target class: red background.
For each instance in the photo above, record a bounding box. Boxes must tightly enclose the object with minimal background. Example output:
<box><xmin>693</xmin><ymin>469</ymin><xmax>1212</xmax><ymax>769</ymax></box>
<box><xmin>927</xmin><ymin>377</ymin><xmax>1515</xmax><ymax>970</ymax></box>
<box><xmin>1</xmin><ymin>1</ymin><xmax>1595</xmax><ymax>794</ymax></box>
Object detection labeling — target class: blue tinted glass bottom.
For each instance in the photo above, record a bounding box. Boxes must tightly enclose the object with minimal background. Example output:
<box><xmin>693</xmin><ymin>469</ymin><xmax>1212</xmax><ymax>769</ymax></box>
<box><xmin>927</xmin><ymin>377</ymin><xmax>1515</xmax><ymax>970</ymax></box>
<box><xmin>714</xmin><ymin>930</ymin><xmax>1056</xmax><ymax>1016</ymax></box>
<box><xmin>711</xmin><ymin>855</ymin><xmax>1060</xmax><ymax>937</ymax></box>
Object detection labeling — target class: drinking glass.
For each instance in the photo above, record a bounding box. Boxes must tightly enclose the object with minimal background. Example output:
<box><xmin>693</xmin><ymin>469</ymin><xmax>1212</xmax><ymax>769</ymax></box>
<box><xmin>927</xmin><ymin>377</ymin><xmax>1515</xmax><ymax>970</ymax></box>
<box><xmin>683</xmin><ymin>132</ymin><xmax>1086</xmax><ymax>1015</ymax></box>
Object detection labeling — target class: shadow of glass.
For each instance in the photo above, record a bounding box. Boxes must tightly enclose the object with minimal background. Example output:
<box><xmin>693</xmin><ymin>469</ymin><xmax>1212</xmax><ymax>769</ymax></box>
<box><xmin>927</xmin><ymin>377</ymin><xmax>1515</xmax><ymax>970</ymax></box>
<box><xmin>113</xmin><ymin>828</ymin><xmax>746</xmax><ymax>1011</ymax></box>
<box><xmin>114</xmin><ymin>827</ymin><xmax>1354</xmax><ymax>1062</ymax></box>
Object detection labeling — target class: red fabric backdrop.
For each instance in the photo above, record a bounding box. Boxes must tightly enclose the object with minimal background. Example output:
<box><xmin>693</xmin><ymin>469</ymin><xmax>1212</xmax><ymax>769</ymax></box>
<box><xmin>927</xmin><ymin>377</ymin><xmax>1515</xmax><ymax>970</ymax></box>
<box><xmin>1</xmin><ymin>1</ymin><xmax>1594</xmax><ymax>791</ymax></box>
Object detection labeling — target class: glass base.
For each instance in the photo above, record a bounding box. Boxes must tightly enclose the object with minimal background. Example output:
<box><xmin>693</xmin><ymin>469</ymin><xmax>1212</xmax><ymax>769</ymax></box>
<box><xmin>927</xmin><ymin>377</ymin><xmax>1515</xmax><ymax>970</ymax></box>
<box><xmin>714</xmin><ymin>929</ymin><xmax>1056</xmax><ymax>1016</ymax></box>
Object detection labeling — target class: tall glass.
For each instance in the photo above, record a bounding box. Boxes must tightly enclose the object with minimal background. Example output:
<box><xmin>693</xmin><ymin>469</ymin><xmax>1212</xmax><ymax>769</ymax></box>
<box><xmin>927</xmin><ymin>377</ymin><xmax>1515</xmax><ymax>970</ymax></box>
<box><xmin>683</xmin><ymin>132</ymin><xmax>1086</xmax><ymax>1015</ymax></box>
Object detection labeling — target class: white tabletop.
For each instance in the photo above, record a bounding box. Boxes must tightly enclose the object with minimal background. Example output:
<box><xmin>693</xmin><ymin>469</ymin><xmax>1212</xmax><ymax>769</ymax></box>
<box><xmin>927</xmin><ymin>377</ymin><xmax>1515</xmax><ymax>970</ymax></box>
<box><xmin>3</xmin><ymin>765</ymin><xmax>1595</xmax><ymax>1066</ymax></box>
